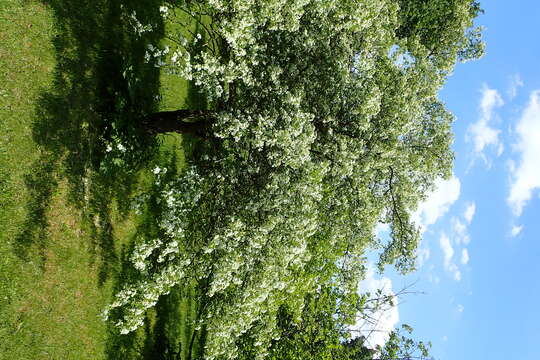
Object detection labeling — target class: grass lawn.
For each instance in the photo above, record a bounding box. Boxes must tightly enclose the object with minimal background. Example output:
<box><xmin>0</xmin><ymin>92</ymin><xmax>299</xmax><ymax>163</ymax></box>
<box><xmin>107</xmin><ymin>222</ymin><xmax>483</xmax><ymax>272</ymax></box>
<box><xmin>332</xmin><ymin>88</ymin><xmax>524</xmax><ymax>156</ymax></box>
<box><xmin>0</xmin><ymin>0</ymin><xmax>204</xmax><ymax>359</ymax></box>
<box><xmin>0</xmin><ymin>2</ymin><xmax>112</xmax><ymax>358</ymax></box>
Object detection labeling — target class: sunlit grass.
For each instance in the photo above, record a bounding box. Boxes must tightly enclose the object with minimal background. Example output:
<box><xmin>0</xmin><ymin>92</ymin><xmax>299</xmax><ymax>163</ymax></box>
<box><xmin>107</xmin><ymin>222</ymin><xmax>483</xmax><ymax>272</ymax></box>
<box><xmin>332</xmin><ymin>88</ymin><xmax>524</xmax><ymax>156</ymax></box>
<box><xmin>0</xmin><ymin>0</ymin><xmax>204</xmax><ymax>359</ymax></box>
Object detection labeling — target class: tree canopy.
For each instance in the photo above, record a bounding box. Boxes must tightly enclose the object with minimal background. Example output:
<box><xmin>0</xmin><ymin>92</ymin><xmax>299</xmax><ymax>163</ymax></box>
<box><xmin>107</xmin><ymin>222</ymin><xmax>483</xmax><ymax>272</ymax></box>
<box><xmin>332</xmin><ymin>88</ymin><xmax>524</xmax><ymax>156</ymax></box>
<box><xmin>104</xmin><ymin>1</ymin><xmax>484</xmax><ymax>358</ymax></box>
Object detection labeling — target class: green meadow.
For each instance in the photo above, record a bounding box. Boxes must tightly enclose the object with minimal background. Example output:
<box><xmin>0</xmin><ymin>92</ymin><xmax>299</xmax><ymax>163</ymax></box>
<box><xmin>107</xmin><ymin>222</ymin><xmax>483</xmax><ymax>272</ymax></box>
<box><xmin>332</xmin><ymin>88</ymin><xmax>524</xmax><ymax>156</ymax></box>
<box><xmin>0</xmin><ymin>0</ymin><xmax>203</xmax><ymax>358</ymax></box>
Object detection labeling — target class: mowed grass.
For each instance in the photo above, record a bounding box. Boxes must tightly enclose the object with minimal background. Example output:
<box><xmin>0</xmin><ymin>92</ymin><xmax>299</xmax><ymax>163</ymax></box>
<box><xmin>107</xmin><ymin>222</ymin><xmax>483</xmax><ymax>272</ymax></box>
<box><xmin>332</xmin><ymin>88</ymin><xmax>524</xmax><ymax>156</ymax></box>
<box><xmin>0</xmin><ymin>1</ymin><xmax>113</xmax><ymax>358</ymax></box>
<box><xmin>0</xmin><ymin>0</ymin><xmax>204</xmax><ymax>359</ymax></box>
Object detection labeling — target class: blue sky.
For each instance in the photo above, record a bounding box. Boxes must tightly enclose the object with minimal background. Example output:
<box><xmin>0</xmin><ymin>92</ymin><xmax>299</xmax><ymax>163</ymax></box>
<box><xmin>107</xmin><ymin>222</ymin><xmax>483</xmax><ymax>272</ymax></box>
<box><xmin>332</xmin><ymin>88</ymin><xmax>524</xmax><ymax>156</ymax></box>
<box><xmin>361</xmin><ymin>2</ymin><xmax>540</xmax><ymax>359</ymax></box>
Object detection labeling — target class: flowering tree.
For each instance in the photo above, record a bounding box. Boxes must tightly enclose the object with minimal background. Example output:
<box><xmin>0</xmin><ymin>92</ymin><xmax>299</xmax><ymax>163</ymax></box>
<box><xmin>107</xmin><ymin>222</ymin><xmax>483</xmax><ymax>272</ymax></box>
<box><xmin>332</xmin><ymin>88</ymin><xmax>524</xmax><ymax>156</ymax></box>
<box><xmin>105</xmin><ymin>1</ymin><xmax>483</xmax><ymax>358</ymax></box>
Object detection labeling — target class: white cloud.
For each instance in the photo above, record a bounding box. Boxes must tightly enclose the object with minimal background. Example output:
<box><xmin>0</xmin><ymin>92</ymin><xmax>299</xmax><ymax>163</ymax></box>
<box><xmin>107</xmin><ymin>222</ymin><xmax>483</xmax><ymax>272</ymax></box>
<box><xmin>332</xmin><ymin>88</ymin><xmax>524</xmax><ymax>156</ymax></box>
<box><xmin>461</xmin><ymin>248</ymin><xmax>469</xmax><ymax>265</ymax></box>
<box><xmin>353</xmin><ymin>266</ymin><xmax>399</xmax><ymax>349</ymax></box>
<box><xmin>497</xmin><ymin>143</ymin><xmax>505</xmax><ymax>157</ymax></box>
<box><xmin>457</xmin><ymin>304</ymin><xmax>465</xmax><ymax>313</ymax></box>
<box><xmin>453</xmin><ymin>218</ymin><xmax>466</xmax><ymax>235</ymax></box>
<box><xmin>508</xmin><ymin>90</ymin><xmax>540</xmax><ymax>216</ymax></box>
<box><xmin>468</xmin><ymin>86</ymin><xmax>504</xmax><ymax>159</ymax></box>
<box><xmin>439</xmin><ymin>207</ymin><xmax>473</xmax><ymax>279</ymax></box>
<box><xmin>511</xmin><ymin>225</ymin><xmax>523</xmax><ymax>237</ymax></box>
<box><xmin>452</xmin><ymin>217</ymin><xmax>470</xmax><ymax>245</ymax></box>
<box><xmin>413</xmin><ymin>176</ymin><xmax>461</xmax><ymax>233</ymax></box>
<box><xmin>416</xmin><ymin>247</ymin><xmax>430</xmax><ymax>268</ymax></box>
<box><xmin>439</xmin><ymin>233</ymin><xmax>461</xmax><ymax>281</ymax></box>
<box><xmin>508</xmin><ymin>74</ymin><xmax>524</xmax><ymax>100</ymax></box>
<box><xmin>464</xmin><ymin>202</ymin><xmax>476</xmax><ymax>224</ymax></box>
<box><xmin>411</xmin><ymin>177</ymin><xmax>460</xmax><ymax>274</ymax></box>
<box><xmin>439</xmin><ymin>233</ymin><xmax>454</xmax><ymax>268</ymax></box>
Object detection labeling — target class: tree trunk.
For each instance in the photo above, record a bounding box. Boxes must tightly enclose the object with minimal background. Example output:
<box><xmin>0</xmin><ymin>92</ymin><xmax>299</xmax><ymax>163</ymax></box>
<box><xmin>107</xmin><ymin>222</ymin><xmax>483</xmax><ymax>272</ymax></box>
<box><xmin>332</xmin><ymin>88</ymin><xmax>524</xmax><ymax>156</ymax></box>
<box><xmin>141</xmin><ymin>109</ymin><xmax>215</xmax><ymax>137</ymax></box>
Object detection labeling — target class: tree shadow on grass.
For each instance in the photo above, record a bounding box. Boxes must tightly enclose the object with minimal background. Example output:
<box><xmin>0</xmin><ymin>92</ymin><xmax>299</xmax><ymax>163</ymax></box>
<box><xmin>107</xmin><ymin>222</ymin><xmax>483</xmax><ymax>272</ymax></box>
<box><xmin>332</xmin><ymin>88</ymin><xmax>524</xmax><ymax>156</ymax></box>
<box><xmin>103</xmin><ymin>146</ymin><xmax>207</xmax><ymax>360</ymax></box>
<box><xmin>103</xmin><ymin>19</ymin><xmax>213</xmax><ymax>359</ymax></box>
<box><xmin>13</xmin><ymin>159</ymin><xmax>57</xmax><ymax>264</ymax></box>
<box><xmin>14</xmin><ymin>0</ymin><xmax>163</xmax><ymax>274</ymax></box>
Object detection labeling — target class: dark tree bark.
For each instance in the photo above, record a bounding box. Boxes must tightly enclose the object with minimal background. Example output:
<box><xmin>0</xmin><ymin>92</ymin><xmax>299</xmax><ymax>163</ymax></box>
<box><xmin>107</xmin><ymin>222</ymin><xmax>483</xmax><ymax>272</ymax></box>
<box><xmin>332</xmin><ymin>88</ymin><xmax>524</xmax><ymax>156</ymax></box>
<box><xmin>141</xmin><ymin>109</ymin><xmax>215</xmax><ymax>137</ymax></box>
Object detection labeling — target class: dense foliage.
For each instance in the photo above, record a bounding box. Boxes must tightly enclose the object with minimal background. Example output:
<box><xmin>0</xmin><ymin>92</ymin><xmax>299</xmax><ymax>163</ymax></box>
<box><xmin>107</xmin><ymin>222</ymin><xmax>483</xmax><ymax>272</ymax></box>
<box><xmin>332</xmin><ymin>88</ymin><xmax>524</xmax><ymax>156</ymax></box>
<box><xmin>262</xmin><ymin>287</ymin><xmax>431</xmax><ymax>360</ymax></box>
<box><xmin>104</xmin><ymin>1</ymin><xmax>483</xmax><ymax>358</ymax></box>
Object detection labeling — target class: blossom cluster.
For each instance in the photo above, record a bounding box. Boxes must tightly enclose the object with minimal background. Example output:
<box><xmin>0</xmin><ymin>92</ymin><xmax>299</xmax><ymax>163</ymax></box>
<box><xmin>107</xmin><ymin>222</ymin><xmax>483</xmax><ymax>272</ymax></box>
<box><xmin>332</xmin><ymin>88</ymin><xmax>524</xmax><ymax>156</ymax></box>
<box><xmin>126</xmin><ymin>9</ymin><xmax>153</xmax><ymax>36</ymax></box>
